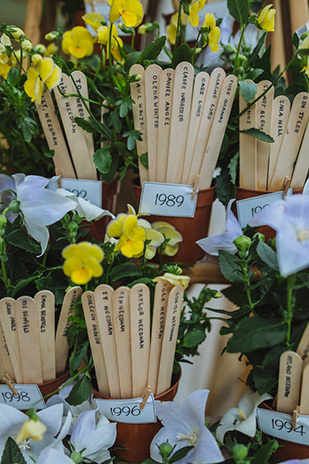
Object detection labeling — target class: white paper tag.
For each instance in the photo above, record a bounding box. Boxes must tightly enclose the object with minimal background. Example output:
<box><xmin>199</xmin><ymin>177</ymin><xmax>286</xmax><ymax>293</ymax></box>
<box><xmin>236</xmin><ymin>189</ymin><xmax>292</xmax><ymax>228</ymax></box>
<box><xmin>0</xmin><ymin>384</ymin><xmax>46</xmax><ymax>410</ymax></box>
<box><xmin>49</xmin><ymin>178</ymin><xmax>102</xmax><ymax>208</ymax></box>
<box><xmin>257</xmin><ymin>407</ymin><xmax>309</xmax><ymax>445</ymax></box>
<box><xmin>94</xmin><ymin>394</ymin><xmax>156</xmax><ymax>424</ymax></box>
<box><xmin>139</xmin><ymin>182</ymin><xmax>198</xmax><ymax>217</ymax></box>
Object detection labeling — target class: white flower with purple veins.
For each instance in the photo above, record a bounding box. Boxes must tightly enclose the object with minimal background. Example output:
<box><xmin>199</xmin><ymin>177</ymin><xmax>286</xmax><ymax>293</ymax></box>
<box><xmin>150</xmin><ymin>390</ymin><xmax>224</xmax><ymax>464</ymax></box>
<box><xmin>55</xmin><ymin>188</ymin><xmax>114</xmax><ymax>221</ymax></box>
<box><xmin>250</xmin><ymin>194</ymin><xmax>309</xmax><ymax>277</ymax></box>
<box><xmin>36</xmin><ymin>447</ymin><xmax>75</xmax><ymax>464</ymax></box>
<box><xmin>197</xmin><ymin>199</ymin><xmax>243</xmax><ymax>255</ymax></box>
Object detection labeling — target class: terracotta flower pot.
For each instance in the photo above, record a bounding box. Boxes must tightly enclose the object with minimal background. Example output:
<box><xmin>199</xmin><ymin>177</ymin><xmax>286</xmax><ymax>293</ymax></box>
<box><xmin>133</xmin><ymin>182</ymin><xmax>215</xmax><ymax>264</ymax></box>
<box><xmin>38</xmin><ymin>371</ymin><xmax>70</xmax><ymax>400</ymax></box>
<box><xmin>93</xmin><ymin>371</ymin><xmax>181</xmax><ymax>463</ymax></box>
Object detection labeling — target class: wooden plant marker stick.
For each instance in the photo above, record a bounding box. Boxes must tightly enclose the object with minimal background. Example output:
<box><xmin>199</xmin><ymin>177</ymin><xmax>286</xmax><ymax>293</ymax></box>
<box><xmin>166</xmin><ymin>62</ymin><xmax>194</xmax><ymax>184</ymax></box>
<box><xmin>145</xmin><ymin>64</ymin><xmax>162</xmax><ymax>182</ymax></box>
<box><xmin>81</xmin><ymin>291</ymin><xmax>110</xmax><ymax>396</ymax></box>
<box><xmin>71</xmin><ymin>70</ymin><xmax>96</xmax><ymax>176</ymax></box>
<box><xmin>94</xmin><ymin>285</ymin><xmax>120</xmax><ymax>398</ymax></box>
<box><xmin>54</xmin><ymin>74</ymin><xmax>96</xmax><ymax>180</ymax></box>
<box><xmin>55</xmin><ymin>286</ymin><xmax>82</xmax><ymax>376</ymax></box>
<box><xmin>291</xmin><ymin>125</ymin><xmax>309</xmax><ymax>189</ymax></box>
<box><xmin>129</xmin><ymin>64</ymin><xmax>149</xmax><ymax>184</ymax></box>
<box><xmin>269</xmin><ymin>92</ymin><xmax>309</xmax><ymax>191</ymax></box>
<box><xmin>187</xmin><ymin>68</ymin><xmax>226</xmax><ymax>187</ymax></box>
<box><xmin>113</xmin><ymin>287</ymin><xmax>132</xmax><ymax>398</ymax></box>
<box><xmin>256</xmin><ymin>80</ymin><xmax>274</xmax><ymax>190</ymax></box>
<box><xmin>296</xmin><ymin>322</ymin><xmax>309</xmax><ymax>361</ymax></box>
<box><xmin>148</xmin><ymin>281</ymin><xmax>171</xmax><ymax>395</ymax></box>
<box><xmin>34</xmin><ymin>291</ymin><xmax>56</xmax><ymax>382</ymax></box>
<box><xmin>156</xmin><ymin>285</ymin><xmax>184</xmax><ymax>395</ymax></box>
<box><xmin>15</xmin><ymin>297</ymin><xmax>43</xmax><ymax>384</ymax></box>
<box><xmin>36</xmin><ymin>91</ymin><xmax>76</xmax><ymax>178</ymax></box>
<box><xmin>130</xmin><ymin>284</ymin><xmax>150</xmax><ymax>397</ymax></box>
<box><xmin>268</xmin><ymin>95</ymin><xmax>291</xmax><ymax>189</ymax></box>
<box><xmin>277</xmin><ymin>351</ymin><xmax>302</xmax><ymax>414</ymax></box>
<box><xmin>0</xmin><ymin>298</ymin><xmax>23</xmax><ymax>383</ymax></box>
<box><xmin>300</xmin><ymin>362</ymin><xmax>309</xmax><ymax>414</ymax></box>
<box><xmin>157</xmin><ymin>68</ymin><xmax>175</xmax><ymax>183</ymax></box>
<box><xmin>199</xmin><ymin>75</ymin><xmax>238</xmax><ymax>190</ymax></box>
<box><xmin>0</xmin><ymin>324</ymin><xmax>14</xmax><ymax>380</ymax></box>
<box><xmin>239</xmin><ymin>79</ymin><xmax>256</xmax><ymax>189</ymax></box>
<box><xmin>181</xmin><ymin>71</ymin><xmax>209</xmax><ymax>184</ymax></box>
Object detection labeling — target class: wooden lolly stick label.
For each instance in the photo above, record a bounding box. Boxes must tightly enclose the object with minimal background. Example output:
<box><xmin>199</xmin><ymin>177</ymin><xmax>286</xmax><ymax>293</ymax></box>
<box><xmin>291</xmin><ymin>124</ymin><xmax>309</xmax><ymax>189</ymax></box>
<box><xmin>0</xmin><ymin>298</ymin><xmax>23</xmax><ymax>383</ymax></box>
<box><xmin>94</xmin><ymin>285</ymin><xmax>120</xmax><ymax>398</ymax></box>
<box><xmin>182</xmin><ymin>71</ymin><xmax>209</xmax><ymax>184</ymax></box>
<box><xmin>54</xmin><ymin>74</ymin><xmax>96</xmax><ymax>180</ymax></box>
<box><xmin>156</xmin><ymin>286</ymin><xmax>184</xmax><ymax>395</ymax></box>
<box><xmin>268</xmin><ymin>95</ymin><xmax>290</xmax><ymax>189</ymax></box>
<box><xmin>16</xmin><ymin>297</ymin><xmax>43</xmax><ymax>384</ymax></box>
<box><xmin>277</xmin><ymin>351</ymin><xmax>302</xmax><ymax>414</ymax></box>
<box><xmin>300</xmin><ymin>362</ymin><xmax>309</xmax><ymax>414</ymax></box>
<box><xmin>148</xmin><ymin>281</ymin><xmax>171</xmax><ymax>394</ymax></box>
<box><xmin>166</xmin><ymin>62</ymin><xmax>194</xmax><ymax>184</ymax></box>
<box><xmin>113</xmin><ymin>287</ymin><xmax>132</xmax><ymax>398</ymax></box>
<box><xmin>187</xmin><ymin>68</ymin><xmax>226</xmax><ymax>187</ymax></box>
<box><xmin>157</xmin><ymin>68</ymin><xmax>175</xmax><ymax>183</ymax></box>
<box><xmin>36</xmin><ymin>91</ymin><xmax>76</xmax><ymax>178</ymax></box>
<box><xmin>0</xmin><ymin>324</ymin><xmax>14</xmax><ymax>380</ymax></box>
<box><xmin>296</xmin><ymin>322</ymin><xmax>309</xmax><ymax>361</ymax></box>
<box><xmin>129</xmin><ymin>64</ymin><xmax>149</xmax><ymax>184</ymax></box>
<box><xmin>239</xmin><ymin>80</ymin><xmax>257</xmax><ymax>189</ymax></box>
<box><xmin>145</xmin><ymin>64</ymin><xmax>162</xmax><ymax>182</ymax></box>
<box><xmin>81</xmin><ymin>292</ymin><xmax>110</xmax><ymax>396</ymax></box>
<box><xmin>256</xmin><ymin>81</ymin><xmax>274</xmax><ymax>190</ymax></box>
<box><xmin>34</xmin><ymin>291</ymin><xmax>56</xmax><ymax>382</ymax></box>
<box><xmin>130</xmin><ymin>284</ymin><xmax>150</xmax><ymax>397</ymax></box>
<box><xmin>199</xmin><ymin>75</ymin><xmax>238</xmax><ymax>189</ymax></box>
<box><xmin>55</xmin><ymin>286</ymin><xmax>82</xmax><ymax>376</ymax></box>
<box><xmin>269</xmin><ymin>92</ymin><xmax>309</xmax><ymax>191</ymax></box>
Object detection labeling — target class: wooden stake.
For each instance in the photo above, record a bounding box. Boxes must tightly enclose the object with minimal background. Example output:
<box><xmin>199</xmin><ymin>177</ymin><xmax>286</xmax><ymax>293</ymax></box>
<box><xmin>296</xmin><ymin>322</ymin><xmax>309</xmax><ymax>361</ymax></box>
<box><xmin>0</xmin><ymin>324</ymin><xmax>14</xmax><ymax>380</ymax></box>
<box><xmin>156</xmin><ymin>285</ymin><xmax>184</xmax><ymax>395</ymax></box>
<box><xmin>277</xmin><ymin>351</ymin><xmax>302</xmax><ymax>414</ymax></box>
<box><xmin>0</xmin><ymin>298</ymin><xmax>23</xmax><ymax>383</ymax></box>
<box><xmin>256</xmin><ymin>81</ymin><xmax>274</xmax><ymax>190</ymax></box>
<box><xmin>55</xmin><ymin>286</ymin><xmax>82</xmax><ymax>376</ymax></box>
<box><xmin>166</xmin><ymin>62</ymin><xmax>195</xmax><ymax>184</ymax></box>
<box><xmin>239</xmin><ymin>80</ymin><xmax>256</xmax><ymax>189</ymax></box>
<box><xmin>291</xmin><ymin>125</ymin><xmax>309</xmax><ymax>189</ymax></box>
<box><xmin>81</xmin><ymin>291</ymin><xmax>110</xmax><ymax>395</ymax></box>
<box><xmin>113</xmin><ymin>287</ymin><xmax>132</xmax><ymax>398</ymax></box>
<box><xmin>94</xmin><ymin>285</ymin><xmax>120</xmax><ymax>398</ymax></box>
<box><xmin>15</xmin><ymin>297</ymin><xmax>43</xmax><ymax>384</ymax></box>
<box><xmin>129</xmin><ymin>64</ymin><xmax>149</xmax><ymax>184</ymax></box>
<box><xmin>300</xmin><ymin>362</ymin><xmax>309</xmax><ymax>414</ymax></box>
<box><xmin>34</xmin><ymin>290</ymin><xmax>56</xmax><ymax>382</ymax></box>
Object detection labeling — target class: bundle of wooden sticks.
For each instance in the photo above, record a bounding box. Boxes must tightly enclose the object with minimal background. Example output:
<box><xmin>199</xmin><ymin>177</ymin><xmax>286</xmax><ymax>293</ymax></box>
<box><xmin>82</xmin><ymin>281</ymin><xmax>185</xmax><ymax>399</ymax></box>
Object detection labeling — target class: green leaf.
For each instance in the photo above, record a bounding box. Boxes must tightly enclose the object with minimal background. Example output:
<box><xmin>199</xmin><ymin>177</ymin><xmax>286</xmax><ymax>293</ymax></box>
<box><xmin>100</xmin><ymin>150</ymin><xmax>119</xmax><ymax>184</ymax></box>
<box><xmin>227</xmin><ymin>0</ymin><xmax>249</xmax><ymax>26</ymax></box>
<box><xmin>1</xmin><ymin>437</ymin><xmax>27</xmax><ymax>464</ymax></box>
<box><xmin>228</xmin><ymin>152</ymin><xmax>239</xmax><ymax>184</ymax></box>
<box><xmin>110</xmin><ymin>262</ymin><xmax>143</xmax><ymax>282</ymax></box>
<box><xmin>226</xmin><ymin>316</ymin><xmax>286</xmax><ymax>353</ymax></box>
<box><xmin>248</xmin><ymin>31</ymin><xmax>267</xmax><ymax>66</ymax></box>
<box><xmin>75</xmin><ymin>117</ymin><xmax>96</xmax><ymax>133</ymax></box>
<box><xmin>249</xmin><ymin>0</ymin><xmax>263</xmax><ymax>13</ymax></box>
<box><xmin>11</xmin><ymin>275</ymin><xmax>42</xmax><ymax>298</ymax></box>
<box><xmin>292</xmin><ymin>31</ymin><xmax>300</xmax><ymax>48</ymax></box>
<box><xmin>251</xmin><ymin>439</ymin><xmax>279</xmax><ymax>464</ymax></box>
<box><xmin>5</xmin><ymin>225</ymin><xmax>41</xmax><ymax>254</ymax></box>
<box><xmin>6</xmin><ymin>67</ymin><xmax>20</xmax><ymax>87</ymax></box>
<box><xmin>239</xmin><ymin>80</ymin><xmax>258</xmax><ymax>103</ymax></box>
<box><xmin>257</xmin><ymin>242</ymin><xmax>278</xmax><ymax>270</ymax></box>
<box><xmin>93</xmin><ymin>147</ymin><xmax>112</xmax><ymax>174</ymax></box>
<box><xmin>65</xmin><ymin>375</ymin><xmax>92</xmax><ymax>406</ymax></box>
<box><xmin>140</xmin><ymin>152</ymin><xmax>148</xmax><ymax>169</ymax></box>
<box><xmin>169</xmin><ymin>446</ymin><xmax>194</xmax><ymax>464</ymax></box>
<box><xmin>252</xmin><ymin>364</ymin><xmax>278</xmax><ymax>394</ymax></box>
<box><xmin>124</xmin><ymin>51</ymin><xmax>141</xmax><ymax>72</ymax></box>
<box><xmin>139</xmin><ymin>36</ymin><xmax>166</xmax><ymax>62</ymax></box>
<box><xmin>171</xmin><ymin>43</ymin><xmax>193</xmax><ymax>68</ymax></box>
<box><xmin>43</xmin><ymin>149</ymin><xmax>55</xmax><ymax>158</ymax></box>
<box><xmin>242</xmin><ymin>128</ymin><xmax>274</xmax><ymax>143</ymax></box>
<box><xmin>183</xmin><ymin>329</ymin><xmax>206</xmax><ymax>348</ymax></box>
<box><xmin>219</xmin><ymin>250</ymin><xmax>244</xmax><ymax>283</ymax></box>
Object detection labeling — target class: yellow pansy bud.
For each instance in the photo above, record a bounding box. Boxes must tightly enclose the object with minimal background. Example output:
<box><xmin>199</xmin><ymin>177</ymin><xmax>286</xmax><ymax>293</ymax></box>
<box><xmin>15</xmin><ymin>419</ymin><xmax>46</xmax><ymax>445</ymax></box>
<box><xmin>31</xmin><ymin>53</ymin><xmax>43</xmax><ymax>64</ymax></box>
<box><xmin>45</xmin><ymin>31</ymin><xmax>58</xmax><ymax>41</ymax></box>
<box><xmin>10</xmin><ymin>27</ymin><xmax>25</xmax><ymax>40</ymax></box>
<box><xmin>21</xmin><ymin>39</ymin><xmax>32</xmax><ymax>51</ymax></box>
<box><xmin>33</xmin><ymin>43</ymin><xmax>47</xmax><ymax>54</ymax></box>
<box><xmin>257</xmin><ymin>4</ymin><xmax>276</xmax><ymax>32</ymax></box>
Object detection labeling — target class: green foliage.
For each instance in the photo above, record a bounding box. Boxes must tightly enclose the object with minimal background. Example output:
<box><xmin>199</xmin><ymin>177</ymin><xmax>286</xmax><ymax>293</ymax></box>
<box><xmin>239</xmin><ymin>80</ymin><xmax>257</xmax><ymax>103</ymax></box>
<box><xmin>65</xmin><ymin>374</ymin><xmax>92</xmax><ymax>405</ymax></box>
<box><xmin>93</xmin><ymin>147</ymin><xmax>112</xmax><ymax>174</ymax></box>
<box><xmin>1</xmin><ymin>437</ymin><xmax>26</xmax><ymax>464</ymax></box>
<box><xmin>227</xmin><ymin>0</ymin><xmax>249</xmax><ymax>26</ymax></box>
<box><xmin>242</xmin><ymin>128</ymin><xmax>274</xmax><ymax>143</ymax></box>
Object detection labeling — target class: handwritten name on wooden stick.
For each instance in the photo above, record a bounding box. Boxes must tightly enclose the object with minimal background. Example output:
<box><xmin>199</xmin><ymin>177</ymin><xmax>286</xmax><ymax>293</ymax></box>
<box><xmin>256</xmin><ymin>81</ymin><xmax>274</xmax><ymax>190</ymax></box>
<box><xmin>113</xmin><ymin>286</ymin><xmax>132</xmax><ymax>398</ymax></box>
<box><xmin>277</xmin><ymin>351</ymin><xmax>302</xmax><ymax>414</ymax></box>
<box><xmin>34</xmin><ymin>290</ymin><xmax>56</xmax><ymax>382</ymax></box>
<box><xmin>0</xmin><ymin>298</ymin><xmax>23</xmax><ymax>383</ymax></box>
<box><xmin>129</xmin><ymin>64</ymin><xmax>149</xmax><ymax>184</ymax></box>
<box><xmin>94</xmin><ymin>285</ymin><xmax>120</xmax><ymax>398</ymax></box>
<box><xmin>239</xmin><ymin>80</ymin><xmax>256</xmax><ymax>189</ymax></box>
<box><xmin>15</xmin><ymin>297</ymin><xmax>43</xmax><ymax>384</ymax></box>
<box><xmin>291</xmin><ymin>124</ymin><xmax>309</xmax><ymax>189</ymax></box>
<box><xmin>55</xmin><ymin>286</ymin><xmax>82</xmax><ymax>376</ymax></box>
<box><xmin>81</xmin><ymin>291</ymin><xmax>110</xmax><ymax>396</ymax></box>
<box><xmin>0</xmin><ymin>323</ymin><xmax>14</xmax><ymax>380</ymax></box>
<box><xmin>296</xmin><ymin>322</ymin><xmax>309</xmax><ymax>361</ymax></box>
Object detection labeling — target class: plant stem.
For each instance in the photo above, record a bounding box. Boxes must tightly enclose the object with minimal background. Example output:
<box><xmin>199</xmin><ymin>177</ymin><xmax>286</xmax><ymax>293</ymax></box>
<box><xmin>286</xmin><ymin>274</ymin><xmax>296</xmax><ymax>345</ymax></box>
<box><xmin>191</xmin><ymin>31</ymin><xmax>201</xmax><ymax>65</ymax></box>
<box><xmin>233</xmin><ymin>23</ymin><xmax>246</xmax><ymax>74</ymax></box>
<box><xmin>174</xmin><ymin>5</ymin><xmax>183</xmax><ymax>52</ymax></box>
<box><xmin>108</xmin><ymin>23</ymin><xmax>115</xmax><ymax>81</ymax></box>
<box><xmin>1</xmin><ymin>241</ymin><xmax>8</xmax><ymax>289</ymax></box>
<box><xmin>241</xmin><ymin>260</ymin><xmax>254</xmax><ymax>312</ymax></box>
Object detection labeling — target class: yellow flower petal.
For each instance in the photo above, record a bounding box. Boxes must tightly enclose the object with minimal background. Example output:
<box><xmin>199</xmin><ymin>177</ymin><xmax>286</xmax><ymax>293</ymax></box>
<box><xmin>62</xmin><ymin>244</ymin><xmax>88</xmax><ymax>260</ymax></box>
<box><xmin>257</xmin><ymin>4</ymin><xmax>276</xmax><ymax>32</ymax></box>
<box><xmin>37</xmin><ymin>57</ymin><xmax>54</xmax><ymax>82</ymax></box>
<box><xmin>152</xmin><ymin>221</ymin><xmax>175</xmax><ymax>230</ymax></box>
<box><xmin>79</xmin><ymin>241</ymin><xmax>104</xmax><ymax>262</ymax></box>
<box><xmin>110</xmin><ymin>0</ymin><xmax>144</xmax><ymax>27</ymax></box>
<box><xmin>15</xmin><ymin>419</ymin><xmax>46</xmax><ymax>445</ymax></box>
<box><xmin>208</xmin><ymin>26</ymin><xmax>220</xmax><ymax>52</ymax></box>
<box><xmin>123</xmin><ymin>214</ymin><xmax>138</xmax><ymax>233</ymax></box>
<box><xmin>63</xmin><ymin>257</ymin><xmax>82</xmax><ymax>277</ymax></box>
<box><xmin>82</xmin><ymin>12</ymin><xmax>106</xmax><ymax>32</ymax></box>
<box><xmin>203</xmin><ymin>13</ymin><xmax>216</xmax><ymax>31</ymax></box>
<box><xmin>153</xmin><ymin>273</ymin><xmax>190</xmax><ymax>290</ymax></box>
<box><xmin>130</xmin><ymin>225</ymin><xmax>146</xmax><ymax>242</ymax></box>
<box><xmin>157</xmin><ymin>227</ymin><xmax>183</xmax><ymax>246</ymax></box>
<box><xmin>44</xmin><ymin>64</ymin><xmax>61</xmax><ymax>90</ymax></box>
<box><xmin>163</xmin><ymin>243</ymin><xmax>179</xmax><ymax>257</ymax></box>
<box><xmin>84</xmin><ymin>256</ymin><xmax>103</xmax><ymax>277</ymax></box>
<box><xmin>145</xmin><ymin>228</ymin><xmax>164</xmax><ymax>247</ymax></box>
<box><xmin>97</xmin><ymin>26</ymin><xmax>109</xmax><ymax>45</ymax></box>
<box><xmin>107</xmin><ymin>213</ymin><xmax>126</xmax><ymax>237</ymax></box>
<box><xmin>62</xmin><ymin>26</ymin><xmax>94</xmax><ymax>58</ymax></box>
<box><xmin>71</xmin><ymin>267</ymin><xmax>92</xmax><ymax>285</ymax></box>
<box><xmin>144</xmin><ymin>245</ymin><xmax>156</xmax><ymax>260</ymax></box>
<box><xmin>34</xmin><ymin>77</ymin><xmax>44</xmax><ymax>104</ymax></box>
<box><xmin>120</xmin><ymin>238</ymin><xmax>144</xmax><ymax>257</ymax></box>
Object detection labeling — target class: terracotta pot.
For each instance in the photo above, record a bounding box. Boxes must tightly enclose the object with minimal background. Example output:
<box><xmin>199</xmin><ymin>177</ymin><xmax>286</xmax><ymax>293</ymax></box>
<box><xmin>38</xmin><ymin>371</ymin><xmax>70</xmax><ymax>400</ymax></box>
<box><xmin>260</xmin><ymin>402</ymin><xmax>309</xmax><ymax>460</ymax></box>
<box><xmin>93</xmin><ymin>371</ymin><xmax>181</xmax><ymax>463</ymax></box>
<box><xmin>133</xmin><ymin>183</ymin><xmax>215</xmax><ymax>264</ymax></box>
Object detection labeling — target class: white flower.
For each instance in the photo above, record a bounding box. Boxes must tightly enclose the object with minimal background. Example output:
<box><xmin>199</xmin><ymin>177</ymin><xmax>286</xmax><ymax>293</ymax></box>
<box><xmin>55</xmin><ymin>188</ymin><xmax>114</xmax><ymax>221</ymax></box>
<box><xmin>36</xmin><ymin>447</ymin><xmax>74</xmax><ymax>464</ymax></box>
<box><xmin>216</xmin><ymin>389</ymin><xmax>272</xmax><ymax>444</ymax></box>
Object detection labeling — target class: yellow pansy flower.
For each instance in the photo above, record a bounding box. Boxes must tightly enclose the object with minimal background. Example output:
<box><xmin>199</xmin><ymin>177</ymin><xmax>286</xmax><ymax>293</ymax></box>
<box><xmin>97</xmin><ymin>24</ymin><xmax>124</xmax><ymax>61</ymax></box>
<box><xmin>188</xmin><ymin>0</ymin><xmax>207</xmax><ymax>28</ymax></box>
<box><xmin>166</xmin><ymin>11</ymin><xmax>188</xmax><ymax>45</ymax></box>
<box><xmin>83</xmin><ymin>12</ymin><xmax>106</xmax><ymax>32</ymax></box>
<box><xmin>257</xmin><ymin>4</ymin><xmax>275</xmax><ymax>32</ymax></box>
<box><xmin>299</xmin><ymin>35</ymin><xmax>309</xmax><ymax>77</ymax></box>
<box><xmin>15</xmin><ymin>419</ymin><xmax>46</xmax><ymax>445</ymax></box>
<box><xmin>201</xmin><ymin>13</ymin><xmax>221</xmax><ymax>52</ymax></box>
<box><xmin>62</xmin><ymin>241</ymin><xmax>104</xmax><ymax>285</ymax></box>
<box><xmin>24</xmin><ymin>67</ymin><xmax>44</xmax><ymax>103</ymax></box>
<box><xmin>203</xmin><ymin>13</ymin><xmax>216</xmax><ymax>31</ymax></box>
<box><xmin>31</xmin><ymin>53</ymin><xmax>43</xmax><ymax>65</ymax></box>
<box><xmin>24</xmin><ymin>57</ymin><xmax>61</xmax><ymax>103</ymax></box>
<box><xmin>107</xmin><ymin>213</ymin><xmax>146</xmax><ymax>258</ymax></box>
<box><xmin>134</xmin><ymin>219</ymin><xmax>164</xmax><ymax>259</ymax></box>
<box><xmin>152</xmin><ymin>222</ymin><xmax>183</xmax><ymax>257</ymax></box>
<box><xmin>62</xmin><ymin>26</ymin><xmax>95</xmax><ymax>59</ymax></box>
<box><xmin>109</xmin><ymin>0</ymin><xmax>144</xmax><ymax>28</ymax></box>
<box><xmin>46</xmin><ymin>43</ymin><xmax>58</xmax><ymax>56</ymax></box>
<box><xmin>153</xmin><ymin>272</ymin><xmax>190</xmax><ymax>290</ymax></box>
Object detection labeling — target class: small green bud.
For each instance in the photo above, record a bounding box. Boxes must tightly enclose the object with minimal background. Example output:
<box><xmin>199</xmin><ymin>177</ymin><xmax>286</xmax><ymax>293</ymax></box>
<box><xmin>68</xmin><ymin>221</ymin><xmax>79</xmax><ymax>232</ymax></box>
<box><xmin>0</xmin><ymin>215</ymin><xmax>7</xmax><ymax>229</ymax></box>
<box><xmin>8</xmin><ymin>200</ymin><xmax>20</xmax><ymax>213</ymax></box>
<box><xmin>253</xmin><ymin>232</ymin><xmax>265</xmax><ymax>243</ymax></box>
<box><xmin>232</xmin><ymin>443</ymin><xmax>248</xmax><ymax>462</ymax></box>
<box><xmin>233</xmin><ymin>235</ymin><xmax>251</xmax><ymax>253</ymax></box>
<box><xmin>21</xmin><ymin>39</ymin><xmax>32</xmax><ymax>52</ymax></box>
<box><xmin>214</xmin><ymin>291</ymin><xmax>222</xmax><ymax>299</ymax></box>
<box><xmin>118</xmin><ymin>24</ymin><xmax>135</xmax><ymax>35</ymax></box>
<box><xmin>71</xmin><ymin>450</ymin><xmax>83</xmax><ymax>463</ymax></box>
<box><xmin>45</xmin><ymin>31</ymin><xmax>59</xmax><ymax>41</ymax></box>
<box><xmin>222</xmin><ymin>43</ymin><xmax>236</xmax><ymax>54</ymax></box>
<box><xmin>159</xmin><ymin>442</ymin><xmax>173</xmax><ymax>459</ymax></box>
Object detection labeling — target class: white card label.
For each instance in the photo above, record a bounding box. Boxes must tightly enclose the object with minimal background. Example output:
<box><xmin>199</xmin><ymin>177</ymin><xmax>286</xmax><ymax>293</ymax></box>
<box><xmin>139</xmin><ymin>182</ymin><xmax>198</xmax><ymax>217</ymax></box>
<box><xmin>236</xmin><ymin>189</ymin><xmax>292</xmax><ymax>228</ymax></box>
<box><xmin>0</xmin><ymin>384</ymin><xmax>46</xmax><ymax>410</ymax></box>
<box><xmin>49</xmin><ymin>178</ymin><xmax>102</xmax><ymax>208</ymax></box>
<box><xmin>94</xmin><ymin>394</ymin><xmax>156</xmax><ymax>424</ymax></box>
<box><xmin>257</xmin><ymin>407</ymin><xmax>309</xmax><ymax>445</ymax></box>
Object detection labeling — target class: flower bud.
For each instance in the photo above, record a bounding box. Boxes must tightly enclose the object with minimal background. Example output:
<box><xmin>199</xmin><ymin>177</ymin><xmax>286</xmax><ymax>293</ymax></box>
<box><xmin>11</xmin><ymin>27</ymin><xmax>25</xmax><ymax>41</ymax></box>
<box><xmin>31</xmin><ymin>53</ymin><xmax>43</xmax><ymax>65</ymax></box>
<box><xmin>159</xmin><ymin>442</ymin><xmax>173</xmax><ymax>459</ymax></box>
<box><xmin>8</xmin><ymin>200</ymin><xmax>20</xmax><ymax>213</ymax></box>
<box><xmin>33</xmin><ymin>43</ymin><xmax>47</xmax><ymax>54</ymax></box>
<box><xmin>118</xmin><ymin>23</ymin><xmax>135</xmax><ymax>35</ymax></box>
<box><xmin>70</xmin><ymin>450</ymin><xmax>83</xmax><ymax>463</ymax></box>
<box><xmin>253</xmin><ymin>232</ymin><xmax>265</xmax><ymax>243</ymax></box>
<box><xmin>0</xmin><ymin>215</ymin><xmax>7</xmax><ymax>229</ymax></box>
<box><xmin>45</xmin><ymin>31</ymin><xmax>58</xmax><ymax>41</ymax></box>
<box><xmin>222</xmin><ymin>43</ymin><xmax>236</xmax><ymax>54</ymax></box>
<box><xmin>21</xmin><ymin>39</ymin><xmax>32</xmax><ymax>52</ymax></box>
<box><xmin>232</xmin><ymin>443</ymin><xmax>248</xmax><ymax>462</ymax></box>
<box><xmin>214</xmin><ymin>291</ymin><xmax>222</xmax><ymax>299</ymax></box>
<box><xmin>233</xmin><ymin>235</ymin><xmax>251</xmax><ymax>253</ymax></box>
